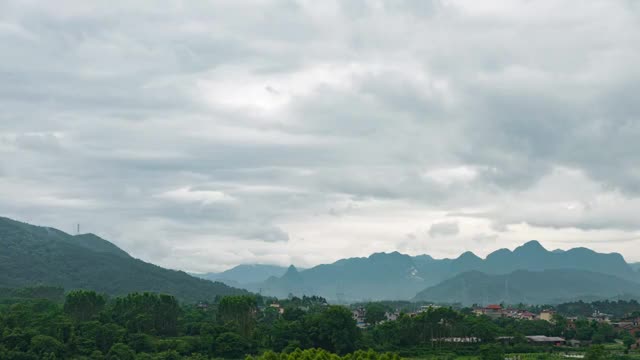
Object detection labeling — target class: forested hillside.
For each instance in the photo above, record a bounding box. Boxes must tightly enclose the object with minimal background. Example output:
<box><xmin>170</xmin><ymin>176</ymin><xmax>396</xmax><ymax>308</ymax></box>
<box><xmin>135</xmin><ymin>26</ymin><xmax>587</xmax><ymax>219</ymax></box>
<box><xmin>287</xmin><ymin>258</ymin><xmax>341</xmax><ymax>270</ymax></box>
<box><xmin>0</xmin><ymin>217</ymin><xmax>246</xmax><ymax>303</ymax></box>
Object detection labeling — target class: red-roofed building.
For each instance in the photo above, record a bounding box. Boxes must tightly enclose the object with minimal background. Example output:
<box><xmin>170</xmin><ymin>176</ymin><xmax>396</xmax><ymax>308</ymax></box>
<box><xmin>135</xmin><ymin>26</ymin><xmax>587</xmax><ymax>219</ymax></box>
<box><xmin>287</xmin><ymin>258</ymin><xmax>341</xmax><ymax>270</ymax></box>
<box><xmin>474</xmin><ymin>304</ymin><xmax>504</xmax><ymax>319</ymax></box>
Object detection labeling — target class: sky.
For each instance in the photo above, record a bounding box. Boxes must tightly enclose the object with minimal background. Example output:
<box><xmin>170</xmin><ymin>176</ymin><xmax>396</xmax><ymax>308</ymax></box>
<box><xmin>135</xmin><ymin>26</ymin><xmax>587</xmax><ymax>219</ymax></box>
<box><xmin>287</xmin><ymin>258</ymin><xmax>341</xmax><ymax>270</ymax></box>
<box><xmin>2</xmin><ymin>0</ymin><xmax>640</xmax><ymax>272</ymax></box>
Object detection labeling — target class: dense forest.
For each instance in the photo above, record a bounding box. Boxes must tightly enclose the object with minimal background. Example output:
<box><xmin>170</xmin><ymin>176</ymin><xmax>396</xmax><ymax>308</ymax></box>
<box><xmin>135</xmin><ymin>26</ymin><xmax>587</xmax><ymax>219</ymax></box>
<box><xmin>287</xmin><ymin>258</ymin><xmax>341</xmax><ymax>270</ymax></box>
<box><xmin>1</xmin><ymin>287</ymin><xmax>639</xmax><ymax>359</ymax></box>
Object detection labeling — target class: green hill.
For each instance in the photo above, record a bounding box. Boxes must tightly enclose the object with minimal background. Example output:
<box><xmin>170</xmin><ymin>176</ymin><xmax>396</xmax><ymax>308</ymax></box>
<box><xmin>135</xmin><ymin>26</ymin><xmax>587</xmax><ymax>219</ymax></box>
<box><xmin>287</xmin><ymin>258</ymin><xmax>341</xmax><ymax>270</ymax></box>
<box><xmin>413</xmin><ymin>269</ymin><xmax>640</xmax><ymax>305</ymax></box>
<box><xmin>0</xmin><ymin>217</ymin><xmax>247</xmax><ymax>303</ymax></box>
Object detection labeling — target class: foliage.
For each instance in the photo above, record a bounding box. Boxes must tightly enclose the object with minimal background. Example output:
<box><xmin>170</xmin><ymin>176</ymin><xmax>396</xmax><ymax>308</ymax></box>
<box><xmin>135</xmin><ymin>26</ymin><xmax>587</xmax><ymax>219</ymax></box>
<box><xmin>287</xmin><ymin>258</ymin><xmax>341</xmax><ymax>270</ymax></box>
<box><xmin>64</xmin><ymin>289</ymin><xmax>107</xmax><ymax>322</ymax></box>
<box><xmin>364</xmin><ymin>303</ymin><xmax>388</xmax><ymax>325</ymax></box>
<box><xmin>1</xmin><ymin>288</ymin><xmax>636</xmax><ymax>360</ymax></box>
<box><xmin>0</xmin><ymin>217</ymin><xmax>246</xmax><ymax>303</ymax></box>
<box><xmin>479</xmin><ymin>344</ymin><xmax>504</xmax><ymax>360</ymax></box>
<box><xmin>218</xmin><ymin>296</ymin><xmax>258</xmax><ymax>337</ymax></box>
<box><xmin>585</xmin><ymin>345</ymin><xmax>612</xmax><ymax>360</ymax></box>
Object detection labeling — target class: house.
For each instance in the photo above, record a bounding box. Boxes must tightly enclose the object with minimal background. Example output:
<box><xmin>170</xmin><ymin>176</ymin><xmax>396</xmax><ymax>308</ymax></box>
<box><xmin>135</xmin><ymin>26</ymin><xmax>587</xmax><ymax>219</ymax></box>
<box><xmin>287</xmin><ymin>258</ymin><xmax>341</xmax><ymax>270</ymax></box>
<box><xmin>269</xmin><ymin>303</ymin><xmax>285</xmax><ymax>315</ymax></box>
<box><xmin>352</xmin><ymin>307</ymin><xmax>367</xmax><ymax>328</ymax></box>
<box><xmin>589</xmin><ymin>310</ymin><xmax>611</xmax><ymax>323</ymax></box>
<box><xmin>474</xmin><ymin>304</ymin><xmax>504</xmax><ymax>319</ymax></box>
<box><xmin>419</xmin><ymin>304</ymin><xmax>441</xmax><ymax>312</ymax></box>
<box><xmin>526</xmin><ymin>336</ymin><xmax>565</xmax><ymax>346</ymax></box>
<box><xmin>432</xmin><ymin>337</ymin><xmax>480</xmax><ymax>343</ymax></box>
<box><xmin>504</xmin><ymin>309</ymin><xmax>537</xmax><ymax>320</ymax></box>
<box><xmin>539</xmin><ymin>310</ymin><xmax>556</xmax><ymax>322</ymax></box>
<box><xmin>385</xmin><ymin>311</ymin><xmax>399</xmax><ymax>322</ymax></box>
<box><xmin>518</xmin><ymin>311</ymin><xmax>537</xmax><ymax>320</ymax></box>
<box><xmin>568</xmin><ymin>339</ymin><xmax>591</xmax><ymax>347</ymax></box>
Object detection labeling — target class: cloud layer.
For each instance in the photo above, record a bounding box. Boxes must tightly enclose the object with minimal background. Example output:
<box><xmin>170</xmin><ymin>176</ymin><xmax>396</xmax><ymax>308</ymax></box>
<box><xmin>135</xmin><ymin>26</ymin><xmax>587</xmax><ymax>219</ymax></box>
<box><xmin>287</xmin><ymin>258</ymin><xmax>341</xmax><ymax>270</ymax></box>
<box><xmin>2</xmin><ymin>0</ymin><xmax>640</xmax><ymax>271</ymax></box>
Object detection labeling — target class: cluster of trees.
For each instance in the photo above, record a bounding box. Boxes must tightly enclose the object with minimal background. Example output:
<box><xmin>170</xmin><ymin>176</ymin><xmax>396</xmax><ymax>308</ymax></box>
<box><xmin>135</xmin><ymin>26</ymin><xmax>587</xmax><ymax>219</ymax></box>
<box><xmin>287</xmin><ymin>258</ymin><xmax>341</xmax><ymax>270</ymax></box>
<box><xmin>247</xmin><ymin>349</ymin><xmax>400</xmax><ymax>360</ymax></box>
<box><xmin>0</xmin><ymin>290</ymin><xmax>360</xmax><ymax>359</ymax></box>
<box><xmin>2</xmin><ymin>287</ymin><xmax>639</xmax><ymax>360</ymax></box>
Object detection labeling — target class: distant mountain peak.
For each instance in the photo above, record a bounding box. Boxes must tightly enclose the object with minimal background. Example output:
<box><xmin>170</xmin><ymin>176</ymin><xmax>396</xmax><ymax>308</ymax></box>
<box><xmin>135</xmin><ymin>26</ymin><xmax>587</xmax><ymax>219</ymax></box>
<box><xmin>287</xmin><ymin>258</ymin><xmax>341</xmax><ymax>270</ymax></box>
<box><xmin>486</xmin><ymin>248</ymin><xmax>512</xmax><ymax>259</ymax></box>
<box><xmin>515</xmin><ymin>240</ymin><xmax>547</xmax><ymax>253</ymax></box>
<box><xmin>370</xmin><ymin>251</ymin><xmax>403</xmax><ymax>258</ymax></box>
<box><xmin>457</xmin><ymin>251</ymin><xmax>481</xmax><ymax>260</ymax></box>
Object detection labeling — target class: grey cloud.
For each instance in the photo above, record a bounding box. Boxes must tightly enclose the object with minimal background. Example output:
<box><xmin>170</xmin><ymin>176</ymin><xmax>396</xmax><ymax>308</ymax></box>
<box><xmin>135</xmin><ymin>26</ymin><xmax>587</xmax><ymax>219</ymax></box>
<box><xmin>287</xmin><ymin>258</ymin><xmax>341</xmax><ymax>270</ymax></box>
<box><xmin>2</xmin><ymin>0</ymin><xmax>640</xmax><ymax>270</ymax></box>
<box><xmin>428</xmin><ymin>221</ymin><xmax>460</xmax><ymax>238</ymax></box>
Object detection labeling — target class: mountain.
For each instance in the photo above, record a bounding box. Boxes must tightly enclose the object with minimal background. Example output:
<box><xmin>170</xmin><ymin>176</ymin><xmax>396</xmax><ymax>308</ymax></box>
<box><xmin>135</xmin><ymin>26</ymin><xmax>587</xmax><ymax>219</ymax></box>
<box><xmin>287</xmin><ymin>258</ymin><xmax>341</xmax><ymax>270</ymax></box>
<box><xmin>255</xmin><ymin>252</ymin><xmax>428</xmax><ymax>301</ymax></box>
<box><xmin>632</xmin><ymin>263</ymin><xmax>640</xmax><ymax>272</ymax></box>
<box><xmin>195</xmin><ymin>264</ymin><xmax>289</xmax><ymax>287</ymax></box>
<box><xmin>0</xmin><ymin>217</ymin><xmax>246</xmax><ymax>302</ymax></box>
<box><xmin>481</xmin><ymin>241</ymin><xmax>636</xmax><ymax>280</ymax></box>
<box><xmin>413</xmin><ymin>269</ymin><xmax>640</xmax><ymax>305</ymax></box>
<box><xmin>253</xmin><ymin>240</ymin><xmax>637</xmax><ymax>301</ymax></box>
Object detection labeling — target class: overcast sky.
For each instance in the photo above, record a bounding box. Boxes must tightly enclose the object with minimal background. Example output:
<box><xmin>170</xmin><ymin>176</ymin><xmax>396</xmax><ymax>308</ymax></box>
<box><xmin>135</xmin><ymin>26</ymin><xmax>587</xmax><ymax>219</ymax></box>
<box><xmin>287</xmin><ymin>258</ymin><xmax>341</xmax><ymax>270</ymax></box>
<box><xmin>2</xmin><ymin>0</ymin><xmax>640</xmax><ymax>272</ymax></box>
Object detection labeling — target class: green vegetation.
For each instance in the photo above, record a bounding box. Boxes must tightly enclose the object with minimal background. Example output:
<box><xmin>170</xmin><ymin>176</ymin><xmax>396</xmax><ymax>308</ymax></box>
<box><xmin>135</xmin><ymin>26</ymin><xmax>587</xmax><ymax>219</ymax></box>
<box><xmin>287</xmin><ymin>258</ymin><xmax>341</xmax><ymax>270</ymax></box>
<box><xmin>248</xmin><ymin>349</ymin><xmax>401</xmax><ymax>360</ymax></box>
<box><xmin>2</xmin><ymin>289</ymin><xmax>640</xmax><ymax>359</ymax></box>
<box><xmin>0</xmin><ymin>217</ymin><xmax>247</xmax><ymax>303</ymax></box>
<box><xmin>0</xmin><ymin>291</ymin><xmax>361</xmax><ymax>359</ymax></box>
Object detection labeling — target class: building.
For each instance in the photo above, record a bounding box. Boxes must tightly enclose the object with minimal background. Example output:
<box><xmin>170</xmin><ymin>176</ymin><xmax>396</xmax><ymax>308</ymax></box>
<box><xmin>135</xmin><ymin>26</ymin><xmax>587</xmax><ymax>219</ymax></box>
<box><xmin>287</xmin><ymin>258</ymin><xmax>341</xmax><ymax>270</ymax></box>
<box><xmin>352</xmin><ymin>307</ymin><xmax>367</xmax><ymax>328</ymax></box>
<box><xmin>474</xmin><ymin>304</ymin><xmax>504</xmax><ymax>319</ymax></box>
<box><xmin>269</xmin><ymin>303</ymin><xmax>285</xmax><ymax>314</ymax></box>
<box><xmin>419</xmin><ymin>304</ymin><xmax>441</xmax><ymax>312</ymax></box>
<box><xmin>589</xmin><ymin>310</ymin><xmax>611</xmax><ymax>323</ymax></box>
<box><xmin>518</xmin><ymin>311</ymin><xmax>537</xmax><ymax>320</ymax></box>
<box><xmin>539</xmin><ymin>310</ymin><xmax>556</xmax><ymax>322</ymax></box>
<box><xmin>385</xmin><ymin>311</ymin><xmax>399</xmax><ymax>322</ymax></box>
<box><xmin>432</xmin><ymin>337</ymin><xmax>480</xmax><ymax>343</ymax></box>
<box><xmin>526</xmin><ymin>336</ymin><xmax>565</xmax><ymax>346</ymax></box>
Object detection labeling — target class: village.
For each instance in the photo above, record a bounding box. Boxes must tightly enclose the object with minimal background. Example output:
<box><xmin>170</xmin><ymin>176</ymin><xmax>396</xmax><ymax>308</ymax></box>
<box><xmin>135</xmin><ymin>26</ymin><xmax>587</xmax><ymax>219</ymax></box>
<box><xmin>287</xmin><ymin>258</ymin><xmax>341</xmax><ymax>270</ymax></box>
<box><xmin>349</xmin><ymin>303</ymin><xmax>640</xmax><ymax>349</ymax></box>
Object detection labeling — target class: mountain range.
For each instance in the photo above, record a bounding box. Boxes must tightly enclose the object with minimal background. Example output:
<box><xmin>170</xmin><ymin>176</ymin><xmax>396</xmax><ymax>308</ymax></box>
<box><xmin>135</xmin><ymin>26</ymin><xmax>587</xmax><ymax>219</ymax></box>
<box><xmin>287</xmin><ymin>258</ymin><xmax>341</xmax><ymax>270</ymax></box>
<box><xmin>2</xmin><ymin>216</ymin><xmax>639</xmax><ymax>305</ymax></box>
<box><xmin>413</xmin><ymin>269</ymin><xmax>640</xmax><ymax>305</ymax></box>
<box><xmin>0</xmin><ymin>217</ymin><xmax>246</xmax><ymax>302</ymax></box>
<box><xmin>247</xmin><ymin>240</ymin><xmax>639</xmax><ymax>303</ymax></box>
<box><xmin>194</xmin><ymin>264</ymin><xmax>290</xmax><ymax>287</ymax></box>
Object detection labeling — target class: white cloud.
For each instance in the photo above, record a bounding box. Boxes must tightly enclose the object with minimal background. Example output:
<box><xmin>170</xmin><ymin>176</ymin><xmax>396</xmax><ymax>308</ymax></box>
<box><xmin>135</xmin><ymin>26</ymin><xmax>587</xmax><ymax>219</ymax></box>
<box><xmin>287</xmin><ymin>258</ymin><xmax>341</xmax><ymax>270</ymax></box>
<box><xmin>156</xmin><ymin>187</ymin><xmax>235</xmax><ymax>205</ymax></box>
<box><xmin>1</xmin><ymin>0</ymin><xmax>640</xmax><ymax>271</ymax></box>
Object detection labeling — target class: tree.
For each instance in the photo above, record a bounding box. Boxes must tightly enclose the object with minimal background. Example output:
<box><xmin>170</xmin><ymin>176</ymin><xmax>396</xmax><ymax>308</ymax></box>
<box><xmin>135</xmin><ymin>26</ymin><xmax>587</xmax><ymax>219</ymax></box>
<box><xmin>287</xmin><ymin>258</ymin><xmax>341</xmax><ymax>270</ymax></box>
<box><xmin>106</xmin><ymin>343</ymin><xmax>135</xmax><ymax>360</ymax></box>
<box><xmin>30</xmin><ymin>335</ymin><xmax>64</xmax><ymax>358</ymax></box>
<box><xmin>216</xmin><ymin>332</ymin><xmax>249</xmax><ymax>358</ymax></box>
<box><xmin>64</xmin><ymin>290</ymin><xmax>107</xmax><ymax>323</ymax></box>
<box><xmin>479</xmin><ymin>344</ymin><xmax>504</xmax><ymax>360</ymax></box>
<box><xmin>364</xmin><ymin>304</ymin><xmax>387</xmax><ymax>326</ymax></box>
<box><xmin>127</xmin><ymin>333</ymin><xmax>155</xmax><ymax>353</ymax></box>
<box><xmin>304</xmin><ymin>306</ymin><xmax>359</xmax><ymax>354</ymax></box>
<box><xmin>585</xmin><ymin>345</ymin><xmax>611</xmax><ymax>360</ymax></box>
<box><xmin>623</xmin><ymin>335</ymin><xmax>635</xmax><ymax>349</ymax></box>
<box><xmin>110</xmin><ymin>293</ymin><xmax>180</xmax><ymax>336</ymax></box>
<box><xmin>218</xmin><ymin>295</ymin><xmax>258</xmax><ymax>338</ymax></box>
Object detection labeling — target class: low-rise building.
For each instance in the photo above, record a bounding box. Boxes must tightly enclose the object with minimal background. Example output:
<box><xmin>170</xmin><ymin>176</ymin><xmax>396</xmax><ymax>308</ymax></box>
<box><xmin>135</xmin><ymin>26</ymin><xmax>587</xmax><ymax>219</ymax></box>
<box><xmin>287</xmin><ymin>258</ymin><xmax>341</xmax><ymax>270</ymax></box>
<box><xmin>474</xmin><ymin>304</ymin><xmax>504</xmax><ymax>319</ymax></box>
<box><xmin>526</xmin><ymin>335</ymin><xmax>566</xmax><ymax>346</ymax></box>
<box><xmin>269</xmin><ymin>303</ymin><xmax>285</xmax><ymax>314</ymax></box>
<box><xmin>539</xmin><ymin>310</ymin><xmax>556</xmax><ymax>322</ymax></box>
<box><xmin>352</xmin><ymin>307</ymin><xmax>367</xmax><ymax>328</ymax></box>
